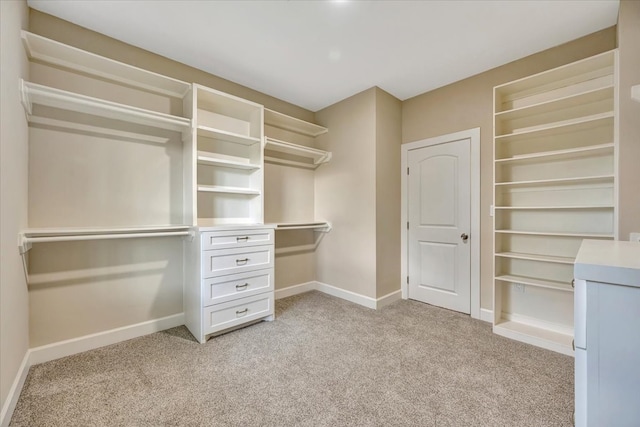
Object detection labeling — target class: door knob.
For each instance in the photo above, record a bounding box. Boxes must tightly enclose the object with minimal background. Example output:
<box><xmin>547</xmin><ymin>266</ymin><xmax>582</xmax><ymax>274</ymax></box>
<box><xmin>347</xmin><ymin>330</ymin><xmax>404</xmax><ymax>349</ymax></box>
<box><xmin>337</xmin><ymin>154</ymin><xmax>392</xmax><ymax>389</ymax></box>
<box><xmin>461</xmin><ymin>233</ymin><xmax>469</xmax><ymax>242</ymax></box>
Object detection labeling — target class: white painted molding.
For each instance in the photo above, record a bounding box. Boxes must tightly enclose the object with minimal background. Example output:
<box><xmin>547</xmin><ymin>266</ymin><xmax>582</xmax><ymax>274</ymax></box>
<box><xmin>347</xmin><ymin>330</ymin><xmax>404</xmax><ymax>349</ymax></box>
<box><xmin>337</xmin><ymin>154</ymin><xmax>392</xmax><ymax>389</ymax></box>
<box><xmin>376</xmin><ymin>290</ymin><xmax>402</xmax><ymax>309</ymax></box>
<box><xmin>314</xmin><ymin>281</ymin><xmax>377</xmax><ymax>308</ymax></box>
<box><xmin>274</xmin><ymin>281</ymin><xmax>316</xmax><ymax>300</ymax></box>
<box><xmin>0</xmin><ymin>351</ymin><xmax>30</xmax><ymax>427</ymax></box>
<box><xmin>29</xmin><ymin>313</ymin><xmax>184</xmax><ymax>365</ymax></box>
<box><xmin>480</xmin><ymin>308</ymin><xmax>493</xmax><ymax>323</ymax></box>
<box><xmin>276</xmin><ymin>281</ymin><xmax>401</xmax><ymax>310</ymax></box>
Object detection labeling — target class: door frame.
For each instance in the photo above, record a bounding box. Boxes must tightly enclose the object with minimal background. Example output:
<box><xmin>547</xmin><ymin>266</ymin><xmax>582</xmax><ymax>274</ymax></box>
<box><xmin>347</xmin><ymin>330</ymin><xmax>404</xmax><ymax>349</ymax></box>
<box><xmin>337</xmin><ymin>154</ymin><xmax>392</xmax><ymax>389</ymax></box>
<box><xmin>401</xmin><ymin>128</ymin><xmax>480</xmax><ymax>319</ymax></box>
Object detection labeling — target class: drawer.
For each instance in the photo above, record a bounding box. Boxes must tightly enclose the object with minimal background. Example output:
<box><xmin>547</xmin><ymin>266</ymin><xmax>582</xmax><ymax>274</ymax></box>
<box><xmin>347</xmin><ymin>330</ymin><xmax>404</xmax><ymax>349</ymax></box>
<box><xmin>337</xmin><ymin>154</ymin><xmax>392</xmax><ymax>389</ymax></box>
<box><xmin>203</xmin><ymin>292</ymin><xmax>274</xmax><ymax>336</ymax></box>
<box><xmin>202</xmin><ymin>268</ymin><xmax>273</xmax><ymax>307</ymax></box>
<box><xmin>201</xmin><ymin>245</ymin><xmax>273</xmax><ymax>278</ymax></box>
<box><xmin>201</xmin><ymin>228</ymin><xmax>274</xmax><ymax>250</ymax></box>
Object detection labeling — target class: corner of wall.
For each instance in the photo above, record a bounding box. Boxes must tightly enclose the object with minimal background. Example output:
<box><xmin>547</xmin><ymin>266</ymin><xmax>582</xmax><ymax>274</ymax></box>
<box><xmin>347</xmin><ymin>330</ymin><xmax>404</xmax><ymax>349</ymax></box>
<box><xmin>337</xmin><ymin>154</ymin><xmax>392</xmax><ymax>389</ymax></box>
<box><xmin>0</xmin><ymin>0</ymin><xmax>30</xmax><ymax>423</ymax></box>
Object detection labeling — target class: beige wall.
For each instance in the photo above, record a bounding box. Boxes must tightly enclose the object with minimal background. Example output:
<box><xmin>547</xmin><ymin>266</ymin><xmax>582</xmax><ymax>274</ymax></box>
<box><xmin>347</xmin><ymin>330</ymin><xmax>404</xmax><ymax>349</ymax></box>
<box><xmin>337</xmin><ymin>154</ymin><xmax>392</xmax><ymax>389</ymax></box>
<box><xmin>315</xmin><ymin>88</ymin><xmax>378</xmax><ymax>298</ymax></box>
<box><xmin>0</xmin><ymin>0</ymin><xmax>29</xmax><ymax>416</ymax></box>
<box><xmin>375</xmin><ymin>88</ymin><xmax>402</xmax><ymax>298</ymax></box>
<box><xmin>29</xmin><ymin>10</ymin><xmax>313</xmax><ymax>122</ymax></box>
<box><xmin>618</xmin><ymin>0</ymin><xmax>640</xmax><ymax>239</ymax></box>
<box><xmin>402</xmin><ymin>27</ymin><xmax>617</xmax><ymax>310</ymax></box>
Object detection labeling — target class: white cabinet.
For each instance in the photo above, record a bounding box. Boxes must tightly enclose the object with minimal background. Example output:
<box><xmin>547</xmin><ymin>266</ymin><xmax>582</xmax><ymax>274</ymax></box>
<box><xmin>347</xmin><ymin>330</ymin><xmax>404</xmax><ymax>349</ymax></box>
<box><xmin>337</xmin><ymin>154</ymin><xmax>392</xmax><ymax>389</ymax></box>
<box><xmin>574</xmin><ymin>240</ymin><xmax>640</xmax><ymax>427</ymax></box>
<box><xmin>493</xmin><ymin>50</ymin><xmax>617</xmax><ymax>355</ymax></box>
<box><xmin>184</xmin><ymin>226</ymin><xmax>275</xmax><ymax>343</ymax></box>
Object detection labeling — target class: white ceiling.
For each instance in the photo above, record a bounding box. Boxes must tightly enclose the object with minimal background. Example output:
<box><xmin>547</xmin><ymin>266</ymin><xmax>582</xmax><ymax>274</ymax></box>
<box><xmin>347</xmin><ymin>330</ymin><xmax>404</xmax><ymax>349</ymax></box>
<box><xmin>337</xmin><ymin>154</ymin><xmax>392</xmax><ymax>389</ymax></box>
<box><xmin>28</xmin><ymin>0</ymin><xmax>619</xmax><ymax>112</ymax></box>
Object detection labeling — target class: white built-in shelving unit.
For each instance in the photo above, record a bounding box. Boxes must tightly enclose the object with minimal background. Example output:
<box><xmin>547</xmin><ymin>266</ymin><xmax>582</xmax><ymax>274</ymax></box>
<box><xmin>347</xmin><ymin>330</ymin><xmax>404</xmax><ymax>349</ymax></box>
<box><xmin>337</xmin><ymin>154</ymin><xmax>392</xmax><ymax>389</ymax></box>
<box><xmin>493</xmin><ymin>50</ymin><xmax>617</xmax><ymax>355</ymax></box>
<box><xmin>186</xmin><ymin>84</ymin><xmax>264</xmax><ymax>226</ymax></box>
<box><xmin>263</xmin><ymin>109</ymin><xmax>330</xmax><ymax>231</ymax></box>
<box><xmin>19</xmin><ymin>31</ymin><xmax>192</xmax><ymax>249</ymax></box>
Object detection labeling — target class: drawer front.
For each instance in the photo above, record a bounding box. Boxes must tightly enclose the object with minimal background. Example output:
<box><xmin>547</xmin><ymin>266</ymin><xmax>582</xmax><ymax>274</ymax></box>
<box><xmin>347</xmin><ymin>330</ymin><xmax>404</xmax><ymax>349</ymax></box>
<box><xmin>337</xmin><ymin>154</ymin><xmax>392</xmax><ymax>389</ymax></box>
<box><xmin>202</xmin><ymin>245</ymin><xmax>273</xmax><ymax>278</ymax></box>
<box><xmin>203</xmin><ymin>293</ymin><xmax>274</xmax><ymax>336</ymax></box>
<box><xmin>201</xmin><ymin>229</ymin><xmax>274</xmax><ymax>251</ymax></box>
<box><xmin>202</xmin><ymin>268</ymin><xmax>273</xmax><ymax>307</ymax></box>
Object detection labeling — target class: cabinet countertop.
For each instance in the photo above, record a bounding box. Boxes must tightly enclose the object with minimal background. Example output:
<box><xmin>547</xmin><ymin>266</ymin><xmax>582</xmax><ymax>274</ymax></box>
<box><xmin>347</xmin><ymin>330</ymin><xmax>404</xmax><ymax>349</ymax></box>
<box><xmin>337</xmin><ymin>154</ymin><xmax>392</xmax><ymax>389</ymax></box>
<box><xmin>574</xmin><ymin>240</ymin><xmax>640</xmax><ymax>287</ymax></box>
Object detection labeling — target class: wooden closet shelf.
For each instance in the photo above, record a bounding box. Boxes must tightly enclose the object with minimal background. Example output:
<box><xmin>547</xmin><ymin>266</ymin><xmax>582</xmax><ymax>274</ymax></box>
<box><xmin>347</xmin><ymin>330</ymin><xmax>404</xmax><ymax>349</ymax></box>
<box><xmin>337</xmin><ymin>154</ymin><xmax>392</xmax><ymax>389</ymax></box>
<box><xmin>273</xmin><ymin>222</ymin><xmax>332</xmax><ymax>232</ymax></box>
<box><xmin>494</xmin><ymin>142</ymin><xmax>613</xmax><ymax>164</ymax></box>
<box><xmin>22</xmin><ymin>31</ymin><xmax>190</xmax><ymax>98</ymax></box>
<box><xmin>264</xmin><ymin>109</ymin><xmax>327</xmax><ymax>137</ymax></box>
<box><xmin>493</xmin><ymin>319</ymin><xmax>574</xmax><ymax>356</ymax></box>
<box><xmin>495</xmin><ymin>252</ymin><xmax>575</xmax><ymax>265</ymax></box>
<box><xmin>196</xmin><ymin>126</ymin><xmax>261</xmax><ymax>146</ymax></box>
<box><xmin>264</xmin><ymin>138</ymin><xmax>331</xmax><ymax>169</ymax></box>
<box><xmin>20</xmin><ymin>80</ymin><xmax>190</xmax><ymax>132</ymax></box>
<box><xmin>197</xmin><ymin>185</ymin><xmax>261</xmax><ymax>195</ymax></box>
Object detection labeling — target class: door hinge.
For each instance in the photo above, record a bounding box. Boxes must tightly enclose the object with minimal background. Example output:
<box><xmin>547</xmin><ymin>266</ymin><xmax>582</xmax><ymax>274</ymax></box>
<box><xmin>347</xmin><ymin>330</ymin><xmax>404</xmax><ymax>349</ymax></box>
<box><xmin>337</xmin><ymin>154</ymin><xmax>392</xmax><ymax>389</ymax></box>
<box><xmin>406</xmin><ymin>221</ymin><xmax>409</xmax><ymax>230</ymax></box>
<box><xmin>406</xmin><ymin>276</ymin><xmax>409</xmax><ymax>284</ymax></box>
<box><xmin>407</xmin><ymin>167</ymin><xmax>409</xmax><ymax>175</ymax></box>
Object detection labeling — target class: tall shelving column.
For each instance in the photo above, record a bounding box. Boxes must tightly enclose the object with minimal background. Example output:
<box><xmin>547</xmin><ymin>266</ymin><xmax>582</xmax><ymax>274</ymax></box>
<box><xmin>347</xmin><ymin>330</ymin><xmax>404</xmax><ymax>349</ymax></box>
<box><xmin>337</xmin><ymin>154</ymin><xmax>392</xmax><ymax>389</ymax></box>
<box><xmin>263</xmin><ymin>108</ymin><xmax>330</xmax><ymax>230</ymax></box>
<box><xmin>492</xmin><ymin>50</ymin><xmax>617</xmax><ymax>355</ymax></box>
<box><xmin>187</xmin><ymin>85</ymin><xmax>264</xmax><ymax>226</ymax></box>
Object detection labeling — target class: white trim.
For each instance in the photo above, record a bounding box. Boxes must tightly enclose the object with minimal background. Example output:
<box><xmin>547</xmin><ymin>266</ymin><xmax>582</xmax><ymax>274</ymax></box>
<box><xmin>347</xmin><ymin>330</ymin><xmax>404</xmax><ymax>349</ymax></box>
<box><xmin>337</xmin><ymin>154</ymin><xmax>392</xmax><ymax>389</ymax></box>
<box><xmin>274</xmin><ymin>281</ymin><xmax>316</xmax><ymax>300</ymax></box>
<box><xmin>29</xmin><ymin>313</ymin><xmax>184</xmax><ymax>365</ymax></box>
<box><xmin>314</xmin><ymin>281</ymin><xmax>377</xmax><ymax>309</ymax></box>
<box><xmin>375</xmin><ymin>289</ymin><xmax>402</xmax><ymax>308</ymax></box>
<box><xmin>480</xmin><ymin>308</ymin><xmax>493</xmax><ymax>323</ymax></box>
<box><xmin>401</xmin><ymin>128</ymin><xmax>482</xmax><ymax>319</ymax></box>
<box><xmin>275</xmin><ymin>281</ymin><xmax>401</xmax><ymax>310</ymax></box>
<box><xmin>0</xmin><ymin>351</ymin><xmax>30</xmax><ymax>427</ymax></box>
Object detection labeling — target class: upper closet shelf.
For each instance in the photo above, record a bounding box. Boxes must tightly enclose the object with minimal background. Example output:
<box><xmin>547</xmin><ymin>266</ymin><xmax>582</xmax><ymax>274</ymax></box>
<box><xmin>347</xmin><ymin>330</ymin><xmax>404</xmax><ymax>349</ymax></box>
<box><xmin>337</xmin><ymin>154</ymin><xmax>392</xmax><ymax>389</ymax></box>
<box><xmin>22</xmin><ymin>31</ymin><xmax>190</xmax><ymax>98</ymax></box>
<box><xmin>264</xmin><ymin>109</ymin><xmax>327</xmax><ymax>137</ymax></box>
<box><xmin>20</xmin><ymin>80</ymin><xmax>190</xmax><ymax>132</ymax></box>
<box><xmin>264</xmin><ymin>137</ymin><xmax>331</xmax><ymax>169</ymax></box>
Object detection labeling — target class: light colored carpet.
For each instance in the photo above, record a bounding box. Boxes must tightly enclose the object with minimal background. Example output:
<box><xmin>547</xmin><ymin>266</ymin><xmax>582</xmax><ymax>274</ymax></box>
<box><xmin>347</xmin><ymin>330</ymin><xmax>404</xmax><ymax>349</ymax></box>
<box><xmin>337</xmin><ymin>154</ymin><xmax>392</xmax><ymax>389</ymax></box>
<box><xmin>10</xmin><ymin>291</ymin><xmax>574</xmax><ymax>426</ymax></box>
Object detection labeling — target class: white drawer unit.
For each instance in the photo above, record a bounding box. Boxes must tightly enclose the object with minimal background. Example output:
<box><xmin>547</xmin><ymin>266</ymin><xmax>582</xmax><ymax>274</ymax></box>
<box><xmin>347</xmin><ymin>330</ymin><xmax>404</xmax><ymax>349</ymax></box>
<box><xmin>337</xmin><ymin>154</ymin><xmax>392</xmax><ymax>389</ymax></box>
<box><xmin>201</xmin><ymin>245</ymin><xmax>273</xmax><ymax>277</ymax></box>
<box><xmin>202</xmin><ymin>268</ymin><xmax>273</xmax><ymax>306</ymax></box>
<box><xmin>185</xmin><ymin>225</ymin><xmax>275</xmax><ymax>343</ymax></box>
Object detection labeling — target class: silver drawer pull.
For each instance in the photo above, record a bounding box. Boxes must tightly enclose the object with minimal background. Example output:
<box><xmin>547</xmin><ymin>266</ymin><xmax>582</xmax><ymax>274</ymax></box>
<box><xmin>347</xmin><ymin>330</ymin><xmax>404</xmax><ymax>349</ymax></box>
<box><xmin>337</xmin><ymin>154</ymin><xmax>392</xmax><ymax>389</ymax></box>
<box><xmin>236</xmin><ymin>258</ymin><xmax>249</xmax><ymax>265</ymax></box>
<box><xmin>236</xmin><ymin>283</ymin><xmax>249</xmax><ymax>290</ymax></box>
<box><xmin>571</xmin><ymin>279</ymin><xmax>575</xmax><ymax>288</ymax></box>
<box><xmin>236</xmin><ymin>308</ymin><xmax>248</xmax><ymax>316</ymax></box>
<box><xmin>236</xmin><ymin>236</ymin><xmax>249</xmax><ymax>242</ymax></box>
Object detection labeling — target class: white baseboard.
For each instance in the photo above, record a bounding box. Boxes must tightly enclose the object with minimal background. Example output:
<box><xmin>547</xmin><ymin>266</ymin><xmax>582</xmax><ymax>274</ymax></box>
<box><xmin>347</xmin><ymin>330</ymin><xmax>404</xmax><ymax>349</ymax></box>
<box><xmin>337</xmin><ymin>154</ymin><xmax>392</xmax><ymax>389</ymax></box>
<box><xmin>29</xmin><ymin>313</ymin><xmax>184</xmax><ymax>365</ymax></box>
<box><xmin>275</xmin><ymin>281</ymin><xmax>401</xmax><ymax>310</ymax></box>
<box><xmin>274</xmin><ymin>281</ymin><xmax>316</xmax><ymax>300</ymax></box>
<box><xmin>0</xmin><ymin>351</ymin><xmax>30</xmax><ymax>427</ymax></box>
<box><xmin>480</xmin><ymin>308</ymin><xmax>493</xmax><ymax>323</ymax></box>
<box><xmin>375</xmin><ymin>289</ymin><xmax>402</xmax><ymax>308</ymax></box>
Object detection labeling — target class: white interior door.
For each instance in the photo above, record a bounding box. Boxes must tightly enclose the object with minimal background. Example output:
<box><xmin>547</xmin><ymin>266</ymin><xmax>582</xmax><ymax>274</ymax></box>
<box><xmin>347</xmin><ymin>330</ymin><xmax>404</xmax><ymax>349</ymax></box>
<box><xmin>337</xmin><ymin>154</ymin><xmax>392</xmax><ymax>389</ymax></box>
<box><xmin>407</xmin><ymin>137</ymin><xmax>471</xmax><ymax>313</ymax></box>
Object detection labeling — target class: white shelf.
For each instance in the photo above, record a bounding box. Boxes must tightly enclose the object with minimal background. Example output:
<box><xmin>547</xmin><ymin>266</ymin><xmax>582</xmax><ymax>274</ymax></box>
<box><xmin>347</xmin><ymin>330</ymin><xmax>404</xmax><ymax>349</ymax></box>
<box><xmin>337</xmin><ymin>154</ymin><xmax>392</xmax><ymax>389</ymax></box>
<box><xmin>496</xmin><ymin>85</ymin><xmax>613</xmax><ymax>122</ymax></box>
<box><xmin>196</xmin><ymin>125</ymin><xmax>261</xmax><ymax>146</ymax></box>
<box><xmin>632</xmin><ymin>85</ymin><xmax>640</xmax><ymax>102</ymax></box>
<box><xmin>264</xmin><ymin>137</ymin><xmax>331</xmax><ymax>169</ymax></box>
<box><xmin>19</xmin><ymin>225</ymin><xmax>191</xmax><ymax>253</ymax></box>
<box><xmin>493</xmin><ymin>320</ymin><xmax>573</xmax><ymax>356</ymax></box>
<box><xmin>495</xmin><ymin>252</ymin><xmax>575</xmax><ymax>265</ymax></box>
<box><xmin>273</xmin><ymin>222</ymin><xmax>331</xmax><ymax>232</ymax></box>
<box><xmin>495</xmin><ymin>274</ymin><xmax>573</xmax><ymax>292</ymax></box>
<box><xmin>495</xmin><ymin>174</ymin><xmax>614</xmax><ymax>188</ymax></box>
<box><xmin>495</xmin><ymin>50</ymin><xmax>614</xmax><ymax>101</ymax></box>
<box><xmin>495</xmin><ymin>112</ymin><xmax>614</xmax><ymax>143</ymax></box>
<box><xmin>495</xmin><ymin>142</ymin><xmax>613</xmax><ymax>164</ymax></box>
<box><xmin>196</xmin><ymin>152</ymin><xmax>260</xmax><ymax>170</ymax></box>
<box><xmin>264</xmin><ymin>109</ymin><xmax>327</xmax><ymax>137</ymax></box>
<box><xmin>495</xmin><ymin>229</ymin><xmax>614</xmax><ymax>238</ymax></box>
<box><xmin>494</xmin><ymin>205</ymin><xmax>614</xmax><ymax>210</ymax></box>
<box><xmin>20</xmin><ymin>80</ymin><xmax>190</xmax><ymax>132</ymax></box>
<box><xmin>21</xmin><ymin>31</ymin><xmax>190</xmax><ymax>98</ymax></box>
<box><xmin>197</xmin><ymin>185</ymin><xmax>260</xmax><ymax>196</ymax></box>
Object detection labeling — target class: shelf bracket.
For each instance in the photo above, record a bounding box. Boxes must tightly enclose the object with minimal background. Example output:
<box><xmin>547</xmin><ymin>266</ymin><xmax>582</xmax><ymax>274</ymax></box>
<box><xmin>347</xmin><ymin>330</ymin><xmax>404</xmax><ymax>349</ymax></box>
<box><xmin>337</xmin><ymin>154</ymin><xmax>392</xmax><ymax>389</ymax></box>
<box><xmin>19</xmin><ymin>78</ymin><xmax>32</xmax><ymax>116</ymax></box>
